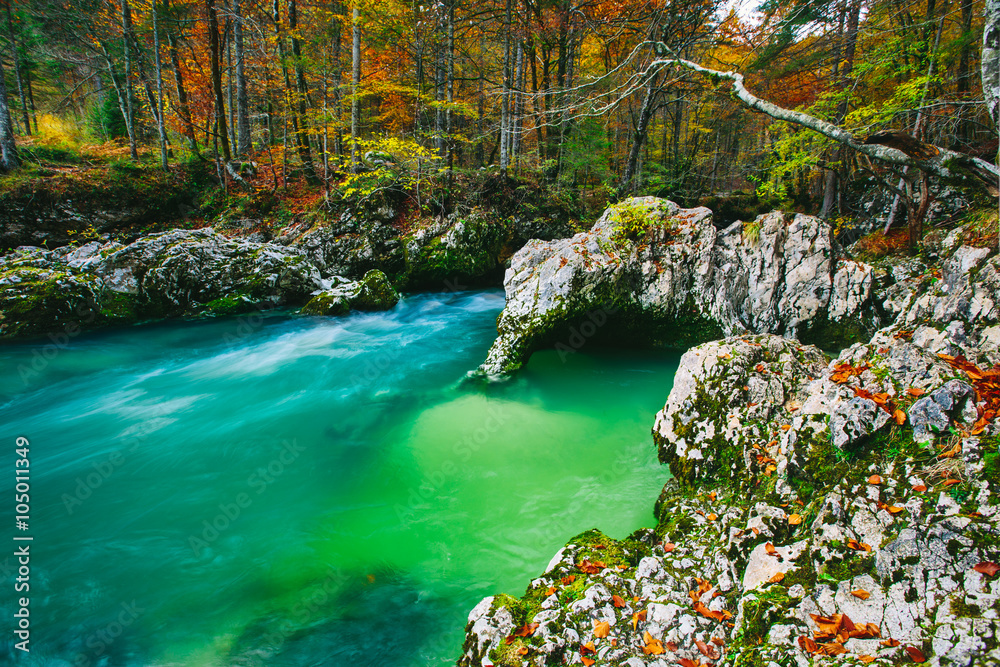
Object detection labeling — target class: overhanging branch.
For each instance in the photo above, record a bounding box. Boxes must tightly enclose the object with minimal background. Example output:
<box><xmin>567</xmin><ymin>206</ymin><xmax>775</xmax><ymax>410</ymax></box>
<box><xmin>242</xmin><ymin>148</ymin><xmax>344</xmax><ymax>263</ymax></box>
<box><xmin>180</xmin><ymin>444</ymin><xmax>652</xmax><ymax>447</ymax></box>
<box><xmin>648</xmin><ymin>53</ymin><xmax>1000</xmax><ymax>186</ymax></box>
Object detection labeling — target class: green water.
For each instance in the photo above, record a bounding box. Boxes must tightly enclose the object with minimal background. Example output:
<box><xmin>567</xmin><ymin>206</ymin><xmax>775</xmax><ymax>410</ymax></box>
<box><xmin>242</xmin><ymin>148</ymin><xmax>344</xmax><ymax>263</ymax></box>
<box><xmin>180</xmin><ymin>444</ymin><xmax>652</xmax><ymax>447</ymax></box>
<box><xmin>0</xmin><ymin>290</ymin><xmax>678</xmax><ymax>666</ymax></box>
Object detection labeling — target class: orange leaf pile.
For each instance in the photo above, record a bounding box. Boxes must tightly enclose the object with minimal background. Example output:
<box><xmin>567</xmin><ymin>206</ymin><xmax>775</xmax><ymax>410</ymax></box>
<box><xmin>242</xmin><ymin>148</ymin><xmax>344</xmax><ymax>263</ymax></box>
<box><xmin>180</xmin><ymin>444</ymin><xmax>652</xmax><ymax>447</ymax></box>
<box><xmin>695</xmin><ymin>638</ymin><xmax>720</xmax><ymax>660</ymax></box>
<box><xmin>806</xmin><ymin>612</ymin><xmax>881</xmax><ymax>656</ymax></box>
<box><xmin>577</xmin><ymin>559</ymin><xmax>606</xmax><ymax>574</ymax></box>
<box><xmin>831</xmin><ymin>362</ymin><xmax>870</xmax><ymax>384</ymax></box>
<box><xmin>938</xmin><ymin>353</ymin><xmax>1000</xmax><ymax>434</ymax></box>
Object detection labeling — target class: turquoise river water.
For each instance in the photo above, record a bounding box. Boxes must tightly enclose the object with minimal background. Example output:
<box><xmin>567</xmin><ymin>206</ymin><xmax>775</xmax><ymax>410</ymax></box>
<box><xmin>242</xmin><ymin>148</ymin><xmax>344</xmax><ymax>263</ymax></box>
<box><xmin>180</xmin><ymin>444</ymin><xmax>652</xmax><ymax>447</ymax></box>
<box><xmin>0</xmin><ymin>289</ymin><xmax>678</xmax><ymax>666</ymax></box>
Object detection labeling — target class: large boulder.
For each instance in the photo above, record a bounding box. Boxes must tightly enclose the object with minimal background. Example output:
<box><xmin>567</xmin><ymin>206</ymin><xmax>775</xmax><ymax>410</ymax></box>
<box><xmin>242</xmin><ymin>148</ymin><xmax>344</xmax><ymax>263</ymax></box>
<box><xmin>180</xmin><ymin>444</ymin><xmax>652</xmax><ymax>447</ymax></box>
<box><xmin>300</xmin><ymin>269</ymin><xmax>399</xmax><ymax>316</ymax></box>
<box><xmin>477</xmin><ymin>197</ymin><xmax>880</xmax><ymax>376</ymax></box>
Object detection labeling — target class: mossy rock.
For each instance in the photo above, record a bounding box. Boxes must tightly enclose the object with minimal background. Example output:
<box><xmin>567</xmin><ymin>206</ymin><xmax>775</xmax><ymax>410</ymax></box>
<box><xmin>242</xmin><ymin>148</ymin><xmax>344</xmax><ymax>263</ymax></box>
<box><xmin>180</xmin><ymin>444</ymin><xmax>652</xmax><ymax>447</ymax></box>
<box><xmin>301</xmin><ymin>292</ymin><xmax>350</xmax><ymax>316</ymax></box>
<box><xmin>351</xmin><ymin>269</ymin><xmax>400</xmax><ymax>311</ymax></box>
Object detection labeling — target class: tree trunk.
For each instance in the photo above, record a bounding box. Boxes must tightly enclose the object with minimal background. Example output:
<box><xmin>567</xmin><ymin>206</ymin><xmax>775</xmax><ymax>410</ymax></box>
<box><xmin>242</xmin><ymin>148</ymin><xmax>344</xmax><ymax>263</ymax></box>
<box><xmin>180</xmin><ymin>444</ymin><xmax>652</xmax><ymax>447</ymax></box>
<box><xmin>351</xmin><ymin>1</ymin><xmax>361</xmax><ymax>171</ymax></box>
<box><xmin>4</xmin><ymin>0</ymin><xmax>30</xmax><ymax>136</ymax></box>
<box><xmin>289</xmin><ymin>0</ymin><xmax>316</xmax><ymax>175</ymax></box>
<box><xmin>121</xmin><ymin>0</ymin><xmax>138</xmax><ymax>159</ymax></box>
<box><xmin>151</xmin><ymin>0</ymin><xmax>169</xmax><ymax>171</ymax></box>
<box><xmin>207</xmin><ymin>0</ymin><xmax>231</xmax><ymax>161</ymax></box>
<box><xmin>0</xmin><ymin>52</ymin><xmax>20</xmax><ymax>170</ymax></box>
<box><xmin>983</xmin><ymin>0</ymin><xmax>1000</xmax><ymax>129</ymax></box>
<box><xmin>233</xmin><ymin>0</ymin><xmax>251</xmax><ymax>155</ymax></box>
<box><xmin>165</xmin><ymin>0</ymin><xmax>197</xmax><ymax>151</ymax></box>
<box><xmin>619</xmin><ymin>72</ymin><xmax>660</xmax><ymax>194</ymax></box>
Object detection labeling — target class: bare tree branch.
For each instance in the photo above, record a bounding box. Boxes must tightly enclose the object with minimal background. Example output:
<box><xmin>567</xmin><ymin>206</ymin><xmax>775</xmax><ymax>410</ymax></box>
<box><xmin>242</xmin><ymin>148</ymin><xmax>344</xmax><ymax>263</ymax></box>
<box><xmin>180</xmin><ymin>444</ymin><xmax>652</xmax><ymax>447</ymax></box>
<box><xmin>650</xmin><ymin>54</ymin><xmax>1000</xmax><ymax>186</ymax></box>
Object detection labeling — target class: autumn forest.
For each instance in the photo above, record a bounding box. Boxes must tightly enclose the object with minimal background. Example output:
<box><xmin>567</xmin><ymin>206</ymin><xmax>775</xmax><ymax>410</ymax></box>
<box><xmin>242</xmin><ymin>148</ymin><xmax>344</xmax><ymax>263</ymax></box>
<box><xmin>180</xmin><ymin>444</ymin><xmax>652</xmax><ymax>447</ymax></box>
<box><xmin>0</xmin><ymin>0</ymin><xmax>996</xmax><ymax>223</ymax></box>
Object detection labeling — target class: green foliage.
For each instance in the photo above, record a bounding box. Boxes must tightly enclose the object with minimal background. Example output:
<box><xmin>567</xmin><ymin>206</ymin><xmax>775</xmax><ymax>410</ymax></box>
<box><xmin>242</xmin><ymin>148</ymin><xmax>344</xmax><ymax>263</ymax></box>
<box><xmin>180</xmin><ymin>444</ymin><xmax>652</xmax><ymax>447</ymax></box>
<box><xmin>89</xmin><ymin>94</ymin><xmax>127</xmax><ymax>140</ymax></box>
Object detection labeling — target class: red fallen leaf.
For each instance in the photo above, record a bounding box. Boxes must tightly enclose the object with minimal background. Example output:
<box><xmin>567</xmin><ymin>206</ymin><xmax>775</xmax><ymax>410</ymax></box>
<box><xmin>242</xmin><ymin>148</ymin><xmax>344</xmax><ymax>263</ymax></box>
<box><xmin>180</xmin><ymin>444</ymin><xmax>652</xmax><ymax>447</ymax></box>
<box><xmin>593</xmin><ymin>620</ymin><xmax>610</xmax><ymax>638</ymax></box>
<box><xmin>561</xmin><ymin>575</ymin><xmax>576</xmax><ymax>585</ymax></box>
<box><xmin>907</xmin><ymin>387</ymin><xmax>925</xmax><ymax>397</ymax></box>
<box><xmin>592</xmin><ymin>544</ymin><xmax>606</xmax><ymax>549</ymax></box>
<box><xmin>678</xmin><ymin>660</ymin><xmax>699</xmax><ymax>667</ymax></box>
<box><xmin>664</xmin><ymin>640</ymin><xmax>679</xmax><ymax>651</ymax></box>
<box><xmin>905</xmin><ymin>646</ymin><xmax>927</xmax><ymax>663</ymax></box>
<box><xmin>612</xmin><ymin>594</ymin><xmax>626</xmax><ymax>608</ymax></box>
<box><xmin>974</xmin><ymin>562</ymin><xmax>1000</xmax><ymax>577</ymax></box>
<box><xmin>943</xmin><ymin>479</ymin><xmax>963</xmax><ymax>487</ymax></box>
<box><xmin>798</xmin><ymin>636</ymin><xmax>819</xmax><ymax>653</ymax></box>
<box><xmin>881</xmin><ymin>638</ymin><xmax>901</xmax><ymax>647</ymax></box>
<box><xmin>695</xmin><ymin>639</ymin><xmax>720</xmax><ymax>659</ymax></box>
<box><xmin>642</xmin><ymin>630</ymin><xmax>664</xmax><ymax>655</ymax></box>
<box><xmin>663</xmin><ymin>542</ymin><xmax>676</xmax><ymax>553</ymax></box>
<box><xmin>868</xmin><ymin>474</ymin><xmax>882</xmax><ymax>485</ymax></box>
<box><xmin>912</xmin><ymin>484</ymin><xmax>927</xmax><ymax>492</ymax></box>
<box><xmin>711</xmin><ymin>637</ymin><xmax>725</xmax><ymax>647</ymax></box>
<box><xmin>755</xmin><ymin>364</ymin><xmax>765</xmax><ymax>372</ymax></box>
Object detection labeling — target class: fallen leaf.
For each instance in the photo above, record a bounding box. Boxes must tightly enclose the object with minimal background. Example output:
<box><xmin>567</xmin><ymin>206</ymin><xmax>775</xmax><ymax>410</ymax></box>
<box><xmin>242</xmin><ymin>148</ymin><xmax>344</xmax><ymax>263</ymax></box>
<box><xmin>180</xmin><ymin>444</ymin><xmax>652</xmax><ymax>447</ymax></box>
<box><xmin>851</xmin><ymin>589</ymin><xmax>871</xmax><ymax>600</ymax></box>
<box><xmin>632</xmin><ymin>610</ymin><xmax>647</xmax><ymax>630</ymax></box>
<box><xmin>768</xmin><ymin>572</ymin><xmax>785</xmax><ymax>583</ymax></box>
<box><xmin>905</xmin><ymin>645</ymin><xmax>927</xmax><ymax>663</ymax></box>
<box><xmin>939</xmin><ymin>443</ymin><xmax>962</xmax><ymax>459</ymax></box>
<box><xmin>593</xmin><ymin>620</ymin><xmax>610</xmax><ymax>638</ymax></box>
<box><xmin>711</xmin><ymin>636</ymin><xmax>725</xmax><ymax>647</ymax></box>
<box><xmin>859</xmin><ymin>655</ymin><xmax>876</xmax><ymax>664</ymax></box>
<box><xmin>677</xmin><ymin>660</ymin><xmax>698</xmax><ymax>667</ymax></box>
<box><xmin>974</xmin><ymin>562</ymin><xmax>1000</xmax><ymax>577</ymax></box>
<box><xmin>906</xmin><ymin>387</ymin><xmax>925</xmax><ymax>397</ymax></box>
<box><xmin>881</xmin><ymin>638</ymin><xmax>901</xmax><ymax>647</ymax></box>
<box><xmin>788</xmin><ymin>514</ymin><xmax>803</xmax><ymax>525</ymax></box>
<box><xmin>818</xmin><ymin>641</ymin><xmax>848</xmax><ymax>656</ymax></box>
<box><xmin>581</xmin><ymin>656</ymin><xmax>594</xmax><ymax>666</ymax></box>
<box><xmin>708</xmin><ymin>491</ymin><xmax>717</xmax><ymax>501</ymax></box>
<box><xmin>894</xmin><ymin>408</ymin><xmax>907</xmax><ymax>425</ymax></box>
<box><xmin>518</xmin><ymin>646</ymin><xmax>530</xmax><ymax>656</ymax></box>
<box><xmin>561</xmin><ymin>575</ymin><xmax>576</xmax><ymax>585</ymax></box>
<box><xmin>912</xmin><ymin>484</ymin><xmax>927</xmax><ymax>492</ymax></box>
<box><xmin>612</xmin><ymin>594</ymin><xmax>626</xmax><ymax>608</ymax></box>
<box><xmin>545</xmin><ymin>586</ymin><xmax>556</xmax><ymax>596</ymax></box>
<box><xmin>943</xmin><ymin>479</ymin><xmax>963</xmax><ymax>487</ymax></box>
<box><xmin>797</xmin><ymin>636</ymin><xmax>819</xmax><ymax>654</ymax></box>
<box><xmin>581</xmin><ymin>641</ymin><xmax>596</xmax><ymax>655</ymax></box>
<box><xmin>593</xmin><ymin>544</ymin><xmax>606</xmax><ymax>549</ymax></box>
<box><xmin>511</xmin><ymin>623</ymin><xmax>538</xmax><ymax>638</ymax></box>
<box><xmin>642</xmin><ymin>630</ymin><xmax>664</xmax><ymax>655</ymax></box>
<box><xmin>765</xmin><ymin>542</ymin><xmax>777</xmax><ymax>556</ymax></box>
<box><xmin>869</xmin><ymin>474</ymin><xmax>882</xmax><ymax>485</ymax></box>
<box><xmin>663</xmin><ymin>542</ymin><xmax>676</xmax><ymax>553</ymax></box>
<box><xmin>751</xmin><ymin>527</ymin><xmax>760</xmax><ymax>535</ymax></box>
<box><xmin>706</xmin><ymin>513</ymin><xmax>718</xmax><ymax>521</ymax></box>
<box><xmin>695</xmin><ymin>638</ymin><xmax>720</xmax><ymax>659</ymax></box>
<box><xmin>886</xmin><ymin>505</ymin><xmax>906</xmax><ymax>515</ymax></box>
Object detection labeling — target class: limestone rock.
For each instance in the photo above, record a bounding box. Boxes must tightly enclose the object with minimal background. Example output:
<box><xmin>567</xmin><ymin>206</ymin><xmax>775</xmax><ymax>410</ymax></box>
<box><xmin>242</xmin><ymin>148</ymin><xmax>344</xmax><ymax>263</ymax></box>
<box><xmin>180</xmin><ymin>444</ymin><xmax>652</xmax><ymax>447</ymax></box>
<box><xmin>478</xmin><ymin>198</ymin><xmax>879</xmax><ymax>377</ymax></box>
